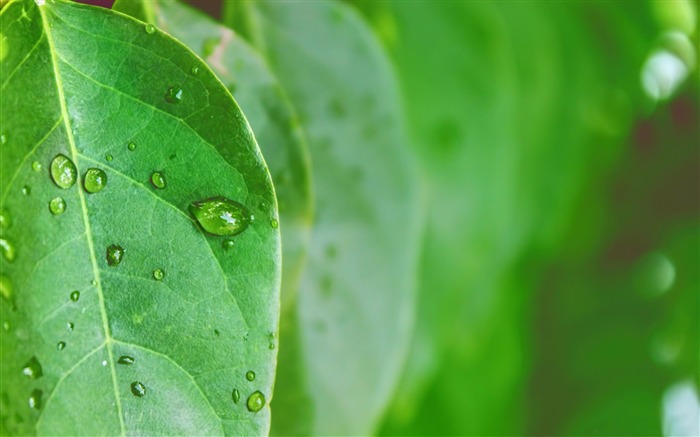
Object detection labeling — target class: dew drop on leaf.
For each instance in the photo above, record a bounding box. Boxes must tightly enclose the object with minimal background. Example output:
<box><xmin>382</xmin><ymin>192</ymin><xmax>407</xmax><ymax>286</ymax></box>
<box><xmin>0</xmin><ymin>238</ymin><xmax>16</xmax><ymax>262</ymax></box>
<box><xmin>83</xmin><ymin>168</ymin><xmax>107</xmax><ymax>193</ymax></box>
<box><xmin>90</xmin><ymin>279</ymin><xmax>97</xmax><ymax>286</ymax></box>
<box><xmin>70</xmin><ymin>290</ymin><xmax>80</xmax><ymax>302</ymax></box>
<box><xmin>130</xmin><ymin>381</ymin><xmax>146</xmax><ymax>397</ymax></box>
<box><xmin>21</xmin><ymin>185</ymin><xmax>30</xmax><ymax>196</ymax></box>
<box><xmin>118</xmin><ymin>355</ymin><xmax>135</xmax><ymax>365</ymax></box>
<box><xmin>0</xmin><ymin>133</ymin><xmax>6</xmax><ymax>145</ymax></box>
<box><xmin>22</xmin><ymin>356</ymin><xmax>43</xmax><ymax>379</ymax></box>
<box><xmin>50</xmin><ymin>154</ymin><xmax>77</xmax><ymax>189</ymax></box>
<box><xmin>165</xmin><ymin>86</ymin><xmax>183</xmax><ymax>103</ymax></box>
<box><xmin>0</xmin><ymin>275</ymin><xmax>13</xmax><ymax>303</ymax></box>
<box><xmin>67</xmin><ymin>322</ymin><xmax>74</xmax><ymax>331</ymax></box>
<box><xmin>106</xmin><ymin>244</ymin><xmax>125</xmax><ymax>266</ymax></box>
<box><xmin>246</xmin><ymin>391</ymin><xmax>265</xmax><ymax>412</ymax></box>
<box><xmin>153</xmin><ymin>269</ymin><xmax>164</xmax><ymax>281</ymax></box>
<box><xmin>28</xmin><ymin>389</ymin><xmax>42</xmax><ymax>410</ymax></box>
<box><xmin>128</xmin><ymin>142</ymin><xmax>137</xmax><ymax>151</ymax></box>
<box><xmin>190</xmin><ymin>66</ymin><xmax>199</xmax><ymax>75</ymax></box>
<box><xmin>56</xmin><ymin>341</ymin><xmax>65</xmax><ymax>351</ymax></box>
<box><xmin>150</xmin><ymin>171</ymin><xmax>166</xmax><ymax>189</ymax></box>
<box><xmin>0</xmin><ymin>209</ymin><xmax>11</xmax><ymax>228</ymax></box>
<box><xmin>31</xmin><ymin>161</ymin><xmax>42</xmax><ymax>172</ymax></box>
<box><xmin>2</xmin><ymin>321</ymin><xmax>10</xmax><ymax>331</ymax></box>
<box><xmin>189</xmin><ymin>196</ymin><xmax>251</xmax><ymax>236</ymax></box>
<box><xmin>222</xmin><ymin>239</ymin><xmax>235</xmax><ymax>250</ymax></box>
<box><xmin>105</xmin><ymin>154</ymin><xmax>113</xmax><ymax>162</ymax></box>
<box><xmin>144</xmin><ymin>23</ymin><xmax>155</xmax><ymax>34</ymax></box>
<box><xmin>268</xmin><ymin>343</ymin><xmax>275</xmax><ymax>350</ymax></box>
<box><xmin>49</xmin><ymin>197</ymin><xmax>66</xmax><ymax>215</ymax></box>
<box><xmin>270</xmin><ymin>219</ymin><xmax>279</xmax><ymax>229</ymax></box>
<box><xmin>232</xmin><ymin>389</ymin><xmax>240</xmax><ymax>404</ymax></box>
<box><xmin>246</xmin><ymin>371</ymin><xmax>255</xmax><ymax>381</ymax></box>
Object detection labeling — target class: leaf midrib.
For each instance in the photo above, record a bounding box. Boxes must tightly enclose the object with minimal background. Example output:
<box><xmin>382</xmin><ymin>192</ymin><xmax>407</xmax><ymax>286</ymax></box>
<box><xmin>37</xmin><ymin>3</ymin><xmax>127</xmax><ymax>434</ymax></box>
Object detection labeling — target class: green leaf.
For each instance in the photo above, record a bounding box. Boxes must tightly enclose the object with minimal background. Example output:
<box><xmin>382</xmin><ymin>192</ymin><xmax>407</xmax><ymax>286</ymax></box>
<box><xmin>224</xmin><ymin>1</ymin><xmax>423</xmax><ymax>434</ymax></box>
<box><xmin>112</xmin><ymin>0</ymin><xmax>313</xmax><ymax>312</ymax></box>
<box><xmin>0</xmin><ymin>0</ymin><xmax>280</xmax><ymax>435</ymax></box>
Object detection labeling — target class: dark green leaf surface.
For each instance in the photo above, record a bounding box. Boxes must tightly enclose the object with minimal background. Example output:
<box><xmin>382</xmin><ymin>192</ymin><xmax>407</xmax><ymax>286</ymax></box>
<box><xmin>0</xmin><ymin>0</ymin><xmax>280</xmax><ymax>434</ymax></box>
<box><xmin>225</xmin><ymin>1</ymin><xmax>423</xmax><ymax>434</ymax></box>
<box><xmin>112</xmin><ymin>0</ymin><xmax>313</xmax><ymax>311</ymax></box>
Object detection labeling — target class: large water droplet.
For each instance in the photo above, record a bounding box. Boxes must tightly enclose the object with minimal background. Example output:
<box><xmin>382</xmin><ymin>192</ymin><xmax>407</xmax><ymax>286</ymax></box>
<box><xmin>150</xmin><ymin>171</ymin><xmax>166</xmax><ymax>189</ymax></box>
<box><xmin>83</xmin><ymin>168</ymin><xmax>107</xmax><ymax>194</ymax></box>
<box><xmin>118</xmin><ymin>355</ymin><xmax>134</xmax><ymax>365</ymax></box>
<box><xmin>153</xmin><ymin>269</ymin><xmax>164</xmax><ymax>281</ymax></box>
<box><xmin>144</xmin><ymin>24</ymin><xmax>155</xmax><ymax>34</ymax></box>
<box><xmin>232</xmin><ymin>389</ymin><xmax>240</xmax><ymax>404</ymax></box>
<box><xmin>246</xmin><ymin>371</ymin><xmax>255</xmax><ymax>381</ymax></box>
<box><xmin>56</xmin><ymin>341</ymin><xmax>65</xmax><ymax>351</ymax></box>
<box><xmin>189</xmin><ymin>196</ymin><xmax>251</xmax><ymax>236</ymax></box>
<box><xmin>28</xmin><ymin>389</ymin><xmax>42</xmax><ymax>410</ymax></box>
<box><xmin>50</xmin><ymin>154</ymin><xmax>77</xmax><ymax>189</ymax></box>
<box><xmin>70</xmin><ymin>290</ymin><xmax>80</xmax><ymax>302</ymax></box>
<box><xmin>130</xmin><ymin>381</ymin><xmax>146</xmax><ymax>397</ymax></box>
<box><xmin>0</xmin><ymin>209</ymin><xmax>11</xmax><ymax>228</ymax></box>
<box><xmin>165</xmin><ymin>86</ymin><xmax>183</xmax><ymax>103</ymax></box>
<box><xmin>31</xmin><ymin>161</ymin><xmax>42</xmax><ymax>172</ymax></box>
<box><xmin>106</xmin><ymin>244</ymin><xmax>124</xmax><ymax>266</ymax></box>
<box><xmin>128</xmin><ymin>142</ymin><xmax>137</xmax><ymax>151</ymax></box>
<box><xmin>22</xmin><ymin>356</ymin><xmax>43</xmax><ymax>379</ymax></box>
<box><xmin>246</xmin><ymin>391</ymin><xmax>265</xmax><ymax>412</ymax></box>
<box><xmin>49</xmin><ymin>197</ymin><xmax>66</xmax><ymax>215</ymax></box>
<box><xmin>0</xmin><ymin>238</ymin><xmax>16</xmax><ymax>262</ymax></box>
<box><xmin>0</xmin><ymin>275</ymin><xmax>13</xmax><ymax>303</ymax></box>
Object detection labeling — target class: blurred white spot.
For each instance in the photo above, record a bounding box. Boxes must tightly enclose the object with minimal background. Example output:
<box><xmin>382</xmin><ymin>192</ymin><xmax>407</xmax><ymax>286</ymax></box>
<box><xmin>641</xmin><ymin>50</ymin><xmax>688</xmax><ymax>101</ymax></box>
<box><xmin>634</xmin><ymin>252</ymin><xmax>676</xmax><ymax>297</ymax></box>
<box><xmin>102</xmin><ymin>360</ymin><xmax>107</xmax><ymax>366</ymax></box>
<box><xmin>34</xmin><ymin>0</ymin><xmax>45</xmax><ymax>6</ymax></box>
<box><xmin>662</xmin><ymin>380</ymin><xmax>700</xmax><ymax>437</ymax></box>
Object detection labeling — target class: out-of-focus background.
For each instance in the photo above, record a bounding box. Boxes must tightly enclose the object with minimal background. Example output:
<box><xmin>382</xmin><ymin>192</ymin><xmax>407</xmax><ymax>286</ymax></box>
<box><xmin>92</xmin><ymin>0</ymin><xmax>699</xmax><ymax>435</ymax></box>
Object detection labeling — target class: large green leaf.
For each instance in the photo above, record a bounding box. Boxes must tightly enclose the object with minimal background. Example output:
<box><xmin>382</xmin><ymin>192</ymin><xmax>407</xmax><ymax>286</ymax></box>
<box><xmin>225</xmin><ymin>1</ymin><xmax>423</xmax><ymax>434</ymax></box>
<box><xmin>0</xmin><ymin>0</ymin><xmax>280</xmax><ymax>434</ymax></box>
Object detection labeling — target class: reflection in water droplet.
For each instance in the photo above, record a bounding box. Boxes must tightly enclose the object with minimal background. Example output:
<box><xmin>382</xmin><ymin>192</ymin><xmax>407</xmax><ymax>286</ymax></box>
<box><xmin>118</xmin><ymin>355</ymin><xmax>135</xmax><ymax>365</ymax></box>
<box><xmin>105</xmin><ymin>154</ymin><xmax>113</xmax><ymax>162</ymax></box>
<box><xmin>0</xmin><ymin>209</ymin><xmax>10</xmax><ymax>228</ymax></box>
<box><xmin>0</xmin><ymin>275</ymin><xmax>13</xmax><ymax>303</ymax></box>
<box><xmin>130</xmin><ymin>381</ymin><xmax>146</xmax><ymax>397</ymax></box>
<box><xmin>189</xmin><ymin>196</ymin><xmax>251</xmax><ymax>236</ymax></box>
<box><xmin>145</xmin><ymin>24</ymin><xmax>155</xmax><ymax>34</ymax></box>
<box><xmin>165</xmin><ymin>86</ymin><xmax>183</xmax><ymax>104</ymax></box>
<box><xmin>70</xmin><ymin>291</ymin><xmax>80</xmax><ymax>302</ymax></box>
<box><xmin>21</xmin><ymin>186</ymin><xmax>30</xmax><ymax>196</ymax></box>
<box><xmin>49</xmin><ymin>197</ymin><xmax>66</xmax><ymax>215</ymax></box>
<box><xmin>22</xmin><ymin>357</ymin><xmax>43</xmax><ymax>379</ymax></box>
<box><xmin>28</xmin><ymin>389</ymin><xmax>42</xmax><ymax>410</ymax></box>
<box><xmin>50</xmin><ymin>154</ymin><xmax>77</xmax><ymax>189</ymax></box>
<box><xmin>57</xmin><ymin>341</ymin><xmax>65</xmax><ymax>351</ymax></box>
<box><xmin>106</xmin><ymin>244</ymin><xmax>125</xmax><ymax>266</ymax></box>
<box><xmin>270</xmin><ymin>219</ymin><xmax>278</xmax><ymax>229</ymax></box>
<box><xmin>83</xmin><ymin>168</ymin><xmax>107</xmax><ymax>194</ymax></box>
<box><xmin>128</xmin><ymin>142</ymin><xmax>137</xmax><ymax>151</ymax></box>
<box><xmin>246</xmin><ymin>371</ymin><xmax>255</xmax><ymax>381</ymax></box>
<box><xmin>246</xmin><ymin>391</ymin><xmax>265</xmax><ymax>412</ymax></box>
<box><xmin>153</xmin><ymin>269</ymin><xmax>164</xmax><ymax>281</ymax></box>
<box><xmin>150</xmin><ymin>171</ymin><xmax>166</xmax><ymax>189</ymax></box>
<box><xmin>232</xmin><ymin>389</ymin><xmax>240</xmax><ymax>404</ymax></box>
<box><xmin>0</xmin><ymin>238</ymin><xmax>16</xmax><ymax>262</ymax></box>
<box><xmin>222</xmin><ymin>239</ymin><xmax>235</xmax><ymax>250</ymax></box>
<box><xmin>31</xmin><ymin>161</ymin><xmax>42</xmax><ymax>172</ymax></box>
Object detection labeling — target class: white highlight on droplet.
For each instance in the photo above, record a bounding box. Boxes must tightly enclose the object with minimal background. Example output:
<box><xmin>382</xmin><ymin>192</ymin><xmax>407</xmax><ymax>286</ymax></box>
<box><xmin>34</xmin><ymin>0</ymin><xmax>45</xmax><ymax>6</ymax></box>
<box><xmin>662</xmin><ymin>380</ymin><xmax>700</xmax><ymax>437</ymax></box>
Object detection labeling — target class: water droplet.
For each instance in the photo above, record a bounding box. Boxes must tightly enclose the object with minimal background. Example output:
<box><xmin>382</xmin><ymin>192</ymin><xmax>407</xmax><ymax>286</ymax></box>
<box><xmin>101</xmin><ymin>360</ymin><xmax>107</xmax><ymax>366</ymax></box>
<box><xmin>150</xmin><ymin>171</ymin><xmax>166</xmax><ymax>189</ymax></box>
<box><xmin>22</xmin><ymin>356</ymin><xmax>43</xmax><ymax>379</ymax></box>
<box><xmin>105</xmin><ymin>154</ymin><xmax>113</xmax><ymax>162</ymax></box>
<box><xmin>270</xmin><ymin>219</ymin><xmax>279</xmax><ymax>229</ymax></box>
<box><xmin>118</xmin><ymin>355</ymin><xmax>134</xmax><ymax>365</ymax></box>
<box><xmin>106</xmin><ymin>244</ymin><xmax>124</xmax><ymax>266</ymax></box>
<box><xmin>2</xmin><ymin>321</ymin><xmax>10</xmax><ymax>331</ymax></box>
<box><xmin>31</xmin><ymin>161</ymin><xmax>42</xmax><ymax>172</ymax></box>
<box><xmin>189</xmin><ymin>196</ymin><xmax>251</xmax><ymax>236</ymax></box>
<box><xmin>0</xmin><ymin>275</ymin><xmax>13</xmax><ymax>303</ymax></box>
<box><xmin>222</xmin><ymin>239</ymin><xmax>235</xmax><ymax>250</ymax></box>
<box><xmin>49</xmin><ymin>197</ymin><xmax>66</xmax><ymax>215</ymax></box>
<box><xmin>21</xmin><ymin>185</ymin><xmax>30</xmax><ymax>196</ymax></box>
<box><xmin>0</xmin><ymin>238</ymin><xmax>16</xmax><ymax>262</ymax></box>
<box><xmin>130</xmin><ymin>381</ymin><xmax>146</xmax><ymax>397</ymax></box>
<box><xmin>268</xmin><ymin>343</ymin><xmax>275</xmax><ymax>350</ymax></box>
<box><xmin>0</xmin><ymin>209</ymin><xmax>11</xmax><ymax>228</ymax></box>
<box><xmin>70</xmin><ymin>290</ymin><xmax>80</xmax><ymax>302</ymax></box>
<box><xmin>28</xmin><ymin>389</ymin><xmax>42</xmax><ymax>410</ymax></box>
<box><xmin>83</xmin><ymin>168</ymin><xmax>107</xmax><ymax>193</ymax></box>
<box><xmin>165</xmin><ymin>86</ymin><xmax>183</xmax><ymax>103</ymax></box>
<box><xmin>0</xmin><ymin>133</ymin><xmax>6</xmax><ymax>145</ymax></box>
<box><xmin>144</xmin><ymin>24</ymin><xmax>155</xmax><ymax>34</ymax></box>
<box><xmin>56</xmin><ymin>341</ymin><xmax>65</xmax><ymax>351</ymax></box>
<box><xmin>232</xmin><ymin>389</ymin><xmax>240</xmax><ymax>404</ymax></box>
<box><xmin>246</xmin><ymin>391</ymin><xmax>265</xmax><ymax>412</ymax></box>
<box><xmin>153</xmin><ymin>269</ymin><xmax>164</xmax><ymax>281</ymax></box>
<box><xmin>190</xmin><ymin>66</ymin><xmax>199</xmax><ymax>75</ymax></box>
<box><xmin>214</xmin><ymin>329</ymin><xmax>220</xmax><ymax>336</ymax></box>
<box><xmin>50</xmin><ymin>154</ymin><xmax>77</xmax><ymax>189</ymax></box>
<box><xmin>128</xmin><ymin>142</ymin><xmax>137</xmax><ymax>151</ymax></box>
<box><xmin>245</xmin><ymin>371</ymin><xmax>255</xmax><ymax>381</ymax></box>
<box><xmin>67</xmin><ymin>322</ymin><xmax>74</xmax><ymax>331</ymax></box>
<box><xmin>90</xmin><ymin>279</ymin><xmax>97</xmax><ymax>286</ymax></box>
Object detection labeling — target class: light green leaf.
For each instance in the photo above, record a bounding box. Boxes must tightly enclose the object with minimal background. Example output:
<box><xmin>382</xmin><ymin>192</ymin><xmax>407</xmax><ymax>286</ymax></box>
<box><xmin>0</xmin><ymin>0</ymin><xmax>280</xmax><ymax>435</ymax></box>
<box><xmin>225</xmin><ymin>1</ymin><xmax>423</xmax><ymax>434</ymax></box>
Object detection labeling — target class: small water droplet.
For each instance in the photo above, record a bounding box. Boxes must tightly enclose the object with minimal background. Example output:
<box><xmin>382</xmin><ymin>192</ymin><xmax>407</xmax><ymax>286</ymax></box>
<box><xmin>50</xmin><ymin>154</ymin><xmax>77</xmax><ymax>189</ymax></box>
<box><xmin>214</xmin><ymin>329</ymin><xmax>220</xmax><ymax>336</ymax></box>
<box><xmin>270</xmin><ymin>219</ymin><xmax>278</xmax><ymax>229</ymax></box>
<box><xmin>0</xmin><ymin>209</ymin><xmax>11</xmax><ymax>228</ymax></box>
<box><xmin>49</xmin><ymin>197</ymin><xmax>66</xmax><ymax>215</ymax></box>
<box><xmin>67</xmin><ymin>322</ymin><xmax>74</xmax><ymax>331</ymax></box>
<box><xmin>101</xmin><ymin>360</ymin><xmax>107</xmax><ymax>366</ymax></box>
<box><xmin>22</xmin><ymin>357</ymin><xmax>43</xmax><ymax>379</ymax></box>
<box><xmin>246</xmin><ymin>391</ymin><xmax>265</xmax><ymax>412</ymax></box>
<box><xmin>21</xmin><ymin>185</ymin><xmax>30</xmax><ymax>196</ymax></box>
<box><xmin>31</xmin><ymin>161</ymin><xmax>42</xmax><ymax>172</ymax></box>
<box><xmin>106</xmin><ymin>244</ymin><xmax>124</xmax><ymax>266</ymax></box>
<box><xmin>153</xmin><ymin>269</ymin><xmax>164</xmax><ymax>281</ymax></box>
<box><xmin>190</xmin><ymin>66</ymin><xmax>199</xmax><ymax>75</ymax></box>
<box><xmin>128</xmin><ymin>142</ymin><xmax>137</xmax><ymax>151</ymax></box>
<box><xmin>165</xmin><ymin>86</ymin><xmax>183</xmax><ymax>104</ymax></box>
<box><xmin>232</xmin><ymin>389</ymin><xmax>240</xmax><ymax>404</ymax></box>
<box><xmin>56</xmin><ymin>341</ymin><xmax>65</xmax><ymax>351</ymax></box>
<box><xmin>118</xmin><ymin>355</ymin><xmax>135</xmax><ymax>365</ymax></box>
<box><xmin>83</xmin><ymin>168</ymin><xmax>107</xmax><ymax>193</ymax></box>
<box><xmin>144</xmin><ymin>24</ymin><xmax>155</xmax><ymax>34</ymax></box>
<box><xmin>189</xmin><ymin>196</ymin><xmax>251</xmax><ymax>236</ymax></box>
<box><xmin>28</xmin><ymin>389</ymin><xmax>42</xmax><ymax>410</ymax></box>
<box><xmin>105</xmin><ymin>154</ymin><xmax>113</xmax><ymax>162</ymax></box>
<box><xmin>268</xmin><ymin>343</ymin><xmax>275</xmax><ymax>350</ymax></box>
<box><xmin>0</xmin><ymin>238</ymin><xmax>16</xmax><ymax>262</ymax></box>
<box><xmin>222</xmin><ymin>239</ymin><xmax>235</xmax><ymax>250</ymax></box>
<box><xmin>90</xmin><ymin>279</ymin><xmax>97</xmax><ymax>286</ymax></box>
<box><xmin>150</xmin><ymin>171</ymin><xmax>166</xmax><ymax>189</ymax></box>
<box><xmin>2</xmin><ymin>321</ymin><xmax>10</xmax><ymax>331</ymax></box>
<box><xmin>246</xmin><ymin>371</ymin><xmax>255</xmax><ymax>381</ymax></box>
<box><xmin>0</xmin><ymin>275</ymin><xmax>13</xmax><ymax>303</ymax></box>
<box><xmin>0</xmin><ymin>133</ymin><xmax>6</xmax><ymax>145</ymax></box>
<box><xmin>70</xmin><ymin>290</ymin><xmax>80</xmax><ymax>302</ymax></box>
<box><xmin>130</xmin><ymin>381</ymin><xmax>146</xmax><ymax>397</ymax></box>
